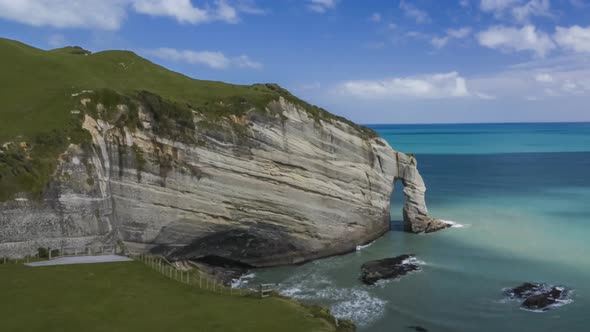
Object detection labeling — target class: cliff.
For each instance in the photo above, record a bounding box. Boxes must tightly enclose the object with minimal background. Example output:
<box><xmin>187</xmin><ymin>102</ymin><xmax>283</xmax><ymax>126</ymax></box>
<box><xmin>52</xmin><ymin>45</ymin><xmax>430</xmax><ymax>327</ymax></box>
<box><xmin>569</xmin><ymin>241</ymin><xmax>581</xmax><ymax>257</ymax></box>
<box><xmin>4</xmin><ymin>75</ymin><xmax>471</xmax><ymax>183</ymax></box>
<box><xmin>0</xmin><ymin>38</ymin><xmax>445</xmax><ymax>264</ymax></box>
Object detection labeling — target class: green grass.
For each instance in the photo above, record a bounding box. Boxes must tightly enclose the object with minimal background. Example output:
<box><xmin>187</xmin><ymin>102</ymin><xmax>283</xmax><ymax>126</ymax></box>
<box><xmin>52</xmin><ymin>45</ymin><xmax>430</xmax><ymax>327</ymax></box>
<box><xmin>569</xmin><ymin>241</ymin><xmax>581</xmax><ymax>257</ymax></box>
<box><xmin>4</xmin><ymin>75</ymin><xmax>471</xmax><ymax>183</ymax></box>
<box><xmin>0</xmin><ymin>262</ymin><xmax>337</xmax><ymax>332</ymax></box>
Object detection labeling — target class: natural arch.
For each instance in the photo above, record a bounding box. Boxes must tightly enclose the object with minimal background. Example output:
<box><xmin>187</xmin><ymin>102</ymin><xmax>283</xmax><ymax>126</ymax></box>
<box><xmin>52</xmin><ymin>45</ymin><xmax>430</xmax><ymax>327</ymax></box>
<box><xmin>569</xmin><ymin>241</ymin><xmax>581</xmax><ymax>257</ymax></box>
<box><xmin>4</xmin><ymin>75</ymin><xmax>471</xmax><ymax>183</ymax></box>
<box><xmin>393</xmin><ymin>152</ymin><xmax>449</xmax><ymax>233</ymax></box>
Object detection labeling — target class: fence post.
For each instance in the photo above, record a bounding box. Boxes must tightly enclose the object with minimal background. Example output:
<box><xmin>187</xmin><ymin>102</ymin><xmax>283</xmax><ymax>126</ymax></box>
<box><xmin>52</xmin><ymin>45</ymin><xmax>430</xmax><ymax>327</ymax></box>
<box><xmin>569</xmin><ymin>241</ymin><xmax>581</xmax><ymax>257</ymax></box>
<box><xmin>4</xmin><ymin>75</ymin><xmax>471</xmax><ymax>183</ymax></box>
<box><xmin>48</xmin><ymin>247</ymin><xmax>52</xmax><ymax>260</ymax></box>
<box><xmin>199</xmin><ymin>273</ymin><xmax>202</xmax><ymax>288</ymax></box>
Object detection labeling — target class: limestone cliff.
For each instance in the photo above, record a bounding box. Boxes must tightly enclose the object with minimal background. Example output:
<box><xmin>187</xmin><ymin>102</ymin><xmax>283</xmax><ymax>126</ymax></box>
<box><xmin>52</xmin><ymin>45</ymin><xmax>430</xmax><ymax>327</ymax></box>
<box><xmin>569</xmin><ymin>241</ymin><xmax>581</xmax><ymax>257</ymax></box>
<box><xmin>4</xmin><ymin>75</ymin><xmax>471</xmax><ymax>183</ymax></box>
<box><xmin>0</xmin><ymin>94</ymin><xmax>444</xmax><ymax>264</ymax></box>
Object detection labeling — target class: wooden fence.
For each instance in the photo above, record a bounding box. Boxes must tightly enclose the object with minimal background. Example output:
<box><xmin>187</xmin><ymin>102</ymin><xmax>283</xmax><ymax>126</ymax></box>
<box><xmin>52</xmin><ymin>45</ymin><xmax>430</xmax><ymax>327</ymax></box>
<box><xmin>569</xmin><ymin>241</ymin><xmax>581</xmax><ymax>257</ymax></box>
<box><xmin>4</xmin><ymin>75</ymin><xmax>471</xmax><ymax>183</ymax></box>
<box><xmin>129</xmin><ymin>253</ymin><xmax>272</xmax><ymax>298</ymax></box>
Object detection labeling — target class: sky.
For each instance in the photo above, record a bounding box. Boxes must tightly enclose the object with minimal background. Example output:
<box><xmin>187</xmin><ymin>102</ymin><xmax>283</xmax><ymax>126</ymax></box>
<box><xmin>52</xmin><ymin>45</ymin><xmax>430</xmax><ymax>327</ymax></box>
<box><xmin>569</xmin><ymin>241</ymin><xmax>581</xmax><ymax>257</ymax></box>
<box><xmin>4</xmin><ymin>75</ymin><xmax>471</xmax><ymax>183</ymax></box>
<box><xmin>1</xmin><ymin>0</ymin><xmax>590</xmax><ymax>124</ymax></box>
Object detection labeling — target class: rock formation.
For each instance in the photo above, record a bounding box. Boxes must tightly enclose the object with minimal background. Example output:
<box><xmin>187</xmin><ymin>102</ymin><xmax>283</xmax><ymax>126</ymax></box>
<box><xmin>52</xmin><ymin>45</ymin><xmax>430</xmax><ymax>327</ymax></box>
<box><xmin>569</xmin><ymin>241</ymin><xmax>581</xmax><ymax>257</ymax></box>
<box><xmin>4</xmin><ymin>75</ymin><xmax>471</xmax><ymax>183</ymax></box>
<box><xmin>0</xmin><ymin>96</ymin><xmax>444</xmax><ymax>265</ymax></box>
<box><xmin>504</xmin><ymin>283</ymin><xmax>570</xmax><ymax>311</ymax></box>
<box><xmin>360</xmin><ymin>254</ymin><xmax>421</xmax><ymax>285</ymax></box>
<box><xmin>395</xmin><ymin>153</ymin><xmax>450</xmax><ymax>233</ymax></box>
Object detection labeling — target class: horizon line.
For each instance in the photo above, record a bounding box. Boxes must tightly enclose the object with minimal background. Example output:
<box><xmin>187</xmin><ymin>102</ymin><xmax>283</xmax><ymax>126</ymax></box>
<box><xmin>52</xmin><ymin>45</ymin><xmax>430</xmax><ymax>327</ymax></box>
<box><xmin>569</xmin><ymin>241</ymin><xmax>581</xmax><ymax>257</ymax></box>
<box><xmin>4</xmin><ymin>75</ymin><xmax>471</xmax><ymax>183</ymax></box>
<box><xmin>361</xmin><ymin>120</ymin><xmax>590</xmax><ymax>126</ymax></box>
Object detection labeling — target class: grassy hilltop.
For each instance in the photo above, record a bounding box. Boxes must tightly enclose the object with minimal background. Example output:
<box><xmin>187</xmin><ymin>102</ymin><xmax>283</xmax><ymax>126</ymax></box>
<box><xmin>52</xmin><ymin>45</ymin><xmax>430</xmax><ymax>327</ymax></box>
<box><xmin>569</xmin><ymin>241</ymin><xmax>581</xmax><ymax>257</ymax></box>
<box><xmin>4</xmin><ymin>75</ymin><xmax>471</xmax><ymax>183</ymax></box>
<box><xmin>0</xmin><ymin>37</ymin><xmax>375</xmax><ymax>201</ymax></box>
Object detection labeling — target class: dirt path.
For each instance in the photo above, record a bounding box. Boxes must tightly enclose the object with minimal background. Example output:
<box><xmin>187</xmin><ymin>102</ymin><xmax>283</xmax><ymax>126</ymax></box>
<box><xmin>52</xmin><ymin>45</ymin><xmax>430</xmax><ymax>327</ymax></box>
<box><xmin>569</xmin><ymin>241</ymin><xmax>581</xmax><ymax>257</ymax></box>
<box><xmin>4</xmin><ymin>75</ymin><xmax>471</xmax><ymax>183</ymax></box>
<box><xmin>25</xmin><ymin>255</ymin><xmax>132</xmax><ymax>267</ymax></box>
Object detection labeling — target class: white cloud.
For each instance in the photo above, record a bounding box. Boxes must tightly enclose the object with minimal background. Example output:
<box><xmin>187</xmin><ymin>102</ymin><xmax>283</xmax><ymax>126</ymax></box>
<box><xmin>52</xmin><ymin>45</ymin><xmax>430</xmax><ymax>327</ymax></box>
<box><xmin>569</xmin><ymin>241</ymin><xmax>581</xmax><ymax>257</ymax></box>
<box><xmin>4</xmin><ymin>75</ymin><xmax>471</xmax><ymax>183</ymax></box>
<box><xmin>480</xmin><ymin>0</ymin><xmax>521</xmax><ymax>12</ymax></box>
<box><xmin>0</xmin><ymin>0</ymin><xmax>128</xmax><ymax>30</ymax></box>
<box><xmin>480</xmin><ymin>0</ymin><xmax>552</xmax><ymax>22</ymax></box>
<box><xmin>232</xmin><ymin>55</ymin><xmax>263</xmax><ymax>69</ymax></box>
<box><xmin>337</xmin><ymin>72</ymin><xmax>470</xmax><ymax>99</ymax></box>
<box><xmin>147</xmin><ymin>47</ymin><xmax>261</xmax><ymax>70</ymax></box>
<box><xmin>370</xmin><ymin>13</ymin><xmax>382</xmax><ymax>23</ymax></box>
<box><xmin>399</xmin><ymin>0</ymin><xmax>430</xmax><ymax>24</ymax></box>
<box><xmin>468</xmin><ymin>55</ymin><xmax>590</xmax><ymax>100</ymax></box>
<box><xmin>307</xmin><ymin>0</ymin><xmax>336</xmax><ymax>13</ymax></box>
<box><xmin>535</xmin><ymin>73</ymin><xmax>553</xmax><ymax>82</ymax></box>
<box><xmin>132</xmin><ymin>0</ymin><xmax>209</xmax><ymax>24</ymax></box>
<box><xmin>0</xmin><ymin>0</ymin><xmax>259</xmax><ymax>30</ymax></box>
<box><xmin>431</xmin><ymin>27</ymin><xmax>472</xmax><ymax>48</ymax></box>
<box><xmin>447</xmin><ymin>27</ymin><xmax>472</xmax><ymax>39</ymax></box>
<box><xmin>554</xmin><ymin>25</ymin><xmax>590</xmax><ymax>53</ymax></box>
<box><xmin>511</xmin><ymin>0</ymin><xmax>551</xmax><ymax>23</ymax></box>
<box><xmin>475</xmin><ymin>92</ymin><xmax>497</xmax><ymax>99</ymax></box>
<box><xmin>477</xmin><ymin>25</ymin><xmax>555</xmax><ymax>57</ymax></box>
<box><xmin>47</xmin><ymin>33</ymin><xmax>67</xmax><ymax>47</ymax></box>
<box><xmin>431</xmin><ymin>37</ymin><xmax>450</xmax><ymax>48</ymax></box>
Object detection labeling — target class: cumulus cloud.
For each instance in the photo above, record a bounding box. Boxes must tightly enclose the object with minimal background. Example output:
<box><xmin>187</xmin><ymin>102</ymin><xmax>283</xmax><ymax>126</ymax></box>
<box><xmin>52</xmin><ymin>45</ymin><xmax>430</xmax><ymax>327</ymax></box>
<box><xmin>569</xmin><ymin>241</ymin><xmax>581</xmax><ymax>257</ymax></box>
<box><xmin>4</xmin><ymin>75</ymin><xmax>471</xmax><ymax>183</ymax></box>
<box><xmin>554</xmin><ymin>25</ymin><xmax>590</xmax><ymax>53</ymax></box>
<box><xmin>431</xmin><ymin>27</ymin><xmax>472</xmax><ymax>48</ymax></box>
<box><xmin>399</xmin><ymin>0</ymin><xmax>430</xmax><ymax>24</ymax></box>
<box><xmin>0</xmin><ymin>0</ymin><xmax>260</xmax><ymax>30</ymax></box>
<box><xmin>337</xmin><ymin>72</ymin><xmax>470</xmax><ymax>99</ymax></box>
<box><xmin>307</xmin><ymin>0</ymin><xmax>336</xmax><ymax>13</ymax></box>
<box><xmin>477</xmin><ymin>25</ymin><xmax>555</xmax><ymax>57</ymax></box>
<box><xmin>479</xmin><ymin>0</ymin><xmax>552</xmax><ymax>23</ymax></box>
<box><xmin>147</xmin><ymin>47</ymin><xmax>261</xmax><ymax>70</ymax></box>
<box><xmin>0</xmin><ymin>0</ymin><xmax>127</xmax><ymax>30</ymax></box>
<box><xmin>511</xmin><ymin>0</ymin><xmax>551</xmax><ymax>23</ymax></box>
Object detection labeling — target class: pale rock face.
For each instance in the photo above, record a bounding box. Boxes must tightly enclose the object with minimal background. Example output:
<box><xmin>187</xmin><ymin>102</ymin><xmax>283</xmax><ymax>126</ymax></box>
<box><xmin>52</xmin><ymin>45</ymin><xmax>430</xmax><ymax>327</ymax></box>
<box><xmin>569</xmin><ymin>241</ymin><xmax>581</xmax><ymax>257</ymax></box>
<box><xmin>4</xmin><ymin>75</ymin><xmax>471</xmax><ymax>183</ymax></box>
<box><xmin>0</xmin><ymin>98</ymin><xmax>443</xmax><ymax>263</ymax></box>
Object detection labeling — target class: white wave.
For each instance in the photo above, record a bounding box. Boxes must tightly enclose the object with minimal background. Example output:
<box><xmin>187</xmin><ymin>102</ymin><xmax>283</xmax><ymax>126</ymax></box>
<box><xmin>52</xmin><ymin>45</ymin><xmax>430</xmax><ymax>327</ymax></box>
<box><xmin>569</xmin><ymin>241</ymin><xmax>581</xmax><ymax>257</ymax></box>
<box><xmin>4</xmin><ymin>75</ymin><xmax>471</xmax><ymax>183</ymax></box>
<box><xmin>275</xmin><ymin>274</ymin><xmax>386</xmax><ymax>327</ymax></box>
<box><xmin>356</xmin><ymin>240</ymin><xmax>376</xmax><ymax>251</ymax></box>
<box><xmin>402</xmin><ymin>257</ymin><xmax>426</xmax><ymax>266</ymax></box>
<box><xmin>440</xmin><ymin>219</ymin><xmax>469</xmax><ymax>228</ymax></box>
<box><xmin>231</xmin><ymin>273</ymin><xmax>256</xmax><ymax>288</ymax></box>
<box><xmin>329</xmin><ymin>289</ymin><xmax>387</xmax><ymax>327</ymax></box>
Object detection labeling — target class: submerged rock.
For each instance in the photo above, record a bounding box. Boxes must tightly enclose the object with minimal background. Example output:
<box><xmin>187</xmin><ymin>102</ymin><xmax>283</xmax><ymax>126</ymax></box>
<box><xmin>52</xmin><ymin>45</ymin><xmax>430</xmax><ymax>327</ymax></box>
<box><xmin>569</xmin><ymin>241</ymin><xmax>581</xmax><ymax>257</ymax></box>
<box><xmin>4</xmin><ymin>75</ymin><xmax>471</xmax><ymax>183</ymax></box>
<box><xmin>505</xmin><ymin>283</ymin><xmax>569</xmax><ymax>311</ymax></box>
<box><xmin>407</xmin><ymin>326</ymin><xmax>429</xmax><ymax>332</ymax></box>
<box><xmin>360</xmin><ymin>254</ymin><xmax>420</xmax><ymax>285</ymax></box>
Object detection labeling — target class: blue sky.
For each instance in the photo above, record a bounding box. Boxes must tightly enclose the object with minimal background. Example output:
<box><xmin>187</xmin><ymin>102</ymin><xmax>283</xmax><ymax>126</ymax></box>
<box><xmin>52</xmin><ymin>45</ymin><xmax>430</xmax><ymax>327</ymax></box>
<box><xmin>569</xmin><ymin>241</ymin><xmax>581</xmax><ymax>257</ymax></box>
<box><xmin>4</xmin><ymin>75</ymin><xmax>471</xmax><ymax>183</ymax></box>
<box><xmin>1</xmin><ymin>0</ymin><xmax>590</xmax><ymax>124</ymax></box>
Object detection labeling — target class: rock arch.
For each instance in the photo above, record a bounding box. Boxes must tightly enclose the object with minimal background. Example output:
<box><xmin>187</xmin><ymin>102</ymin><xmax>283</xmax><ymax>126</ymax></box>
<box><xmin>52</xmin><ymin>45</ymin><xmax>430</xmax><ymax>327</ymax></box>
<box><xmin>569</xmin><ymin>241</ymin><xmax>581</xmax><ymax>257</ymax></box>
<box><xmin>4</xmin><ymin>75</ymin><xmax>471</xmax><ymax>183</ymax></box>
<box><xmin>394</xmin><ymin>152</ymin><xmax>449</xmax><ymax>233</ymax></box>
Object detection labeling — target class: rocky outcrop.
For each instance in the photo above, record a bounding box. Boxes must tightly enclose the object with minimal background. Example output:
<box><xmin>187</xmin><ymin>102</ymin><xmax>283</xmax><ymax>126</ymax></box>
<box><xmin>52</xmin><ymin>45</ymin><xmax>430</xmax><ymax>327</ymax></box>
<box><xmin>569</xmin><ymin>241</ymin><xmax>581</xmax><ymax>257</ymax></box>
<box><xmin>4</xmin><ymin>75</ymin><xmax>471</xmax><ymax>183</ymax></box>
<box><xmin>360</xmin><ymin>254</ymin><xmax>421</xmax><ymax>285</ymax></box>
<box><xmin>395</xmin><ymin>153</ymin><xmax>450</xmax><ymax>233</ymax></box>
<box><xmin>504</xmin><ymin>283</ymin><xmax>571</xmax><ymax>311</ymax></box>
<box><xmin>0</xmin><ymin>96</ymin><xmax>443</xmax><ymax>264</ymax></box>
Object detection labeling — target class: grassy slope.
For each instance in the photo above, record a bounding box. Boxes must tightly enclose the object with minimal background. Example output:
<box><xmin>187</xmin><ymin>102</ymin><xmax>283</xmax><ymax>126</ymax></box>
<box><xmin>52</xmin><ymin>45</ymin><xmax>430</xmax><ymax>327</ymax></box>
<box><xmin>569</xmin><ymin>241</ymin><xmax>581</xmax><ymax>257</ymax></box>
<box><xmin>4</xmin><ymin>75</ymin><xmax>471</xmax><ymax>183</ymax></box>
<box><xmin>0</xmin><ymin>38</ymin><xmax>275</xmax><ymax>141</ymax></box>
<box><xmin>0</xmin><ymin>262</ymin><xmax>334</xmax><ymax>332</ymax></box>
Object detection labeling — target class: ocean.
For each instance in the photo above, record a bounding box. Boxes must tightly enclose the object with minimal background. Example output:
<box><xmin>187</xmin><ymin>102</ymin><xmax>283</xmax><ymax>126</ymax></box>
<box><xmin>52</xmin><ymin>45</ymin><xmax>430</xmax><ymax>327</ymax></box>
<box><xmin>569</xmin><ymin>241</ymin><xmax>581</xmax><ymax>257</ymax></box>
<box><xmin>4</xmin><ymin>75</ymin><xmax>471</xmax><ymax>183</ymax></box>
<box><xmin>236</xmin><ymin>122</ymin><xmax>590</xmax><ymax>332</ymax></box>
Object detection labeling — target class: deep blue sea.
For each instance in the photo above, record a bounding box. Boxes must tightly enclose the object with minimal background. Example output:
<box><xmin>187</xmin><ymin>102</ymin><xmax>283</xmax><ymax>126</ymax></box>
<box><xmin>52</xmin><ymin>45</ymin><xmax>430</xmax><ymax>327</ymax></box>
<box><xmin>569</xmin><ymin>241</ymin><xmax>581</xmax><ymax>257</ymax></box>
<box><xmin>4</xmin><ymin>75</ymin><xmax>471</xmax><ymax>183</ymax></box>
<box><xmin>241</xmin><ymin>122</ymin><xmax>590</xmax><ymax>332</ymax></box>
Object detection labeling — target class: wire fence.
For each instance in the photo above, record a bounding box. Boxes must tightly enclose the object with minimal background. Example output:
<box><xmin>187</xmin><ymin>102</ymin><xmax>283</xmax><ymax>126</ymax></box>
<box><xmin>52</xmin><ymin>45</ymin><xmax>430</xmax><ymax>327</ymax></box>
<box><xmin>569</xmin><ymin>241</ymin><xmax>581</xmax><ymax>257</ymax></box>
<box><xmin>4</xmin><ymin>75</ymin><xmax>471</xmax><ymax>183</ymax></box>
<box><xmin>128</xmin><ymin>253</ymin><xmax>272</xmax><ymax>298</ymax></box>
<box><xmin>0</xmin><ymin>246</ymin><xmax>274</xmax><ymax>298</ymax></box>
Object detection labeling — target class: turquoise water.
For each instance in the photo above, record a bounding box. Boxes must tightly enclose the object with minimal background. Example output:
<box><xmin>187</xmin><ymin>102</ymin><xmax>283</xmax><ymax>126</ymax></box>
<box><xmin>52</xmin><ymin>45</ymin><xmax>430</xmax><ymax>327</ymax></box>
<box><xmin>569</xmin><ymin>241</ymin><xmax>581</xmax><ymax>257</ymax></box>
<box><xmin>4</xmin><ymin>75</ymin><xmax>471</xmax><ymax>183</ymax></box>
<box><xmin>240</xmin><ymin>123</ymin><xmax>590</xmax><ymax>332</ymax></box>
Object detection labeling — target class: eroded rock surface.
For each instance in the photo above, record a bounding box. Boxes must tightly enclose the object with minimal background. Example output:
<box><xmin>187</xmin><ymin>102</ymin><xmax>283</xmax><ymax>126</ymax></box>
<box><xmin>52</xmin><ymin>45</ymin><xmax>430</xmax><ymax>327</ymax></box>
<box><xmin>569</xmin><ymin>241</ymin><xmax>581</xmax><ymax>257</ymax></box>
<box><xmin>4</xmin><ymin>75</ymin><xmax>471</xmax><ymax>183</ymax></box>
<box><xmin>0</xmin><ymin>97</ymin><xmax>444</xmax><ymax>264</ymax></box>
<box><xmin>360</xmin><ymin>254</ymin><xmax>421</xmax><ymax>285</ymax></box>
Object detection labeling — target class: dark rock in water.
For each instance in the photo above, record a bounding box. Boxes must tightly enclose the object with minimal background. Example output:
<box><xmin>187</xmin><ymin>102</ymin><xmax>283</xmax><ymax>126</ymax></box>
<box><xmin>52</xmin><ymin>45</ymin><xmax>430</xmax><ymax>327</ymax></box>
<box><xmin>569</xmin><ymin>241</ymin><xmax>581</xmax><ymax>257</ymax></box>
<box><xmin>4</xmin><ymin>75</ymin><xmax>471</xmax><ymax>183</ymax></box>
<box><xmin>407</xmin><ymin>326</ymin><xmax>429</xmax><ymax>332</ymax></box>
<box><xmin>360</xmin><ymin>254</ymin><xmax>420</xmax><ymax>285</ymax></box>
<box><xmin>506</xmin><ymin>282</ymin><xmax>544</xmax><ymax>298</ymax></box>
<box><xmin>522</xmin><ymin>288</ymin><xmax>564</xmax><ymax>310</ymax></box>
<box><xmin>505</xmin><ymin>283</ymin><xmax>568</xmax><ymax>311</ymax></box>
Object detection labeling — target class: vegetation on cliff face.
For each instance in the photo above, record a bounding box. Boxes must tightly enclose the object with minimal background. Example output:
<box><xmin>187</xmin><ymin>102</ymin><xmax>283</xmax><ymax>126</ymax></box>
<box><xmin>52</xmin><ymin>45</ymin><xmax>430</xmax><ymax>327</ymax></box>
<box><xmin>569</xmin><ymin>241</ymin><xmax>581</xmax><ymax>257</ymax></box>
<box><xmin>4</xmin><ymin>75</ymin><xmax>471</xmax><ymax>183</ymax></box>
<box><xmin>0</xmin><ymin>37</ymin><xmax>378</xmax><ymax>201</ymax></box>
